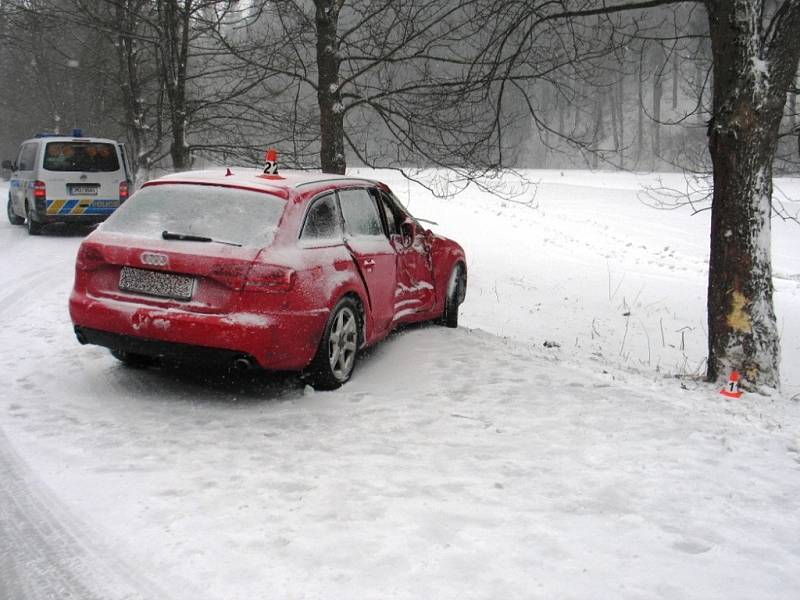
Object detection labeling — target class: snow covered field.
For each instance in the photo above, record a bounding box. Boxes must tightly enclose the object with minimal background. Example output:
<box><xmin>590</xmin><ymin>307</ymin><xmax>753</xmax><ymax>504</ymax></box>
<box><xmin>1</xmin><ymin>170</ymin><xmax>799</xmax><ymax>599</ymax></box>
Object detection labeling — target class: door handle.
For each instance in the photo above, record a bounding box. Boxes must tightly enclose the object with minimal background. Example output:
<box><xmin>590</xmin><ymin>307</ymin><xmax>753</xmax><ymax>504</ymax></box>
<box><xmin>363</xmin><ymin>258</ymin><xmax>376</xmax><ymax>268</ymax></box>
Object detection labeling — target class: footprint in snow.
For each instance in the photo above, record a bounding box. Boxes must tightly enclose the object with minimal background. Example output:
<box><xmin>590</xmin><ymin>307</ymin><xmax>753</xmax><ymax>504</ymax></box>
<box><xmin>348</xmin><ymin>392</ymin><xmax>370</xmax><ymax>403</ymax></box>
<box><xmin>672</xmin><ymin>540</ymin><xmax>712</xmax><ymax>555</ymax></box>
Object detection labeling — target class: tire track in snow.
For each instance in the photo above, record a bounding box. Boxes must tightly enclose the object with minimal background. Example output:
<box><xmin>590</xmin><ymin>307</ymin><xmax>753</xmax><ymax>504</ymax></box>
<box><xmin>0</xmin><ymin>267</ymin><xmax>63</xmax><ymax>316</ymax></box>
<box><xmin>0</xmin><ymin>427</ymin><xmax>176</xmax><ymax>600</ymax></box>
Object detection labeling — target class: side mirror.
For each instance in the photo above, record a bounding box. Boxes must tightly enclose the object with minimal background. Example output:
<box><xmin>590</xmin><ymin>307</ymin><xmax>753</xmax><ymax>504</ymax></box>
<box><xmin>1</xmin><ymin>160</ymin><xmax>14</xmax><ymax>171</ymax></box>
<box><xmin>389</xmin><ymin>233</ymin><xmax>410</xmax><ymax>250</ymax></box>
<box><xmin>400</xmin><ymin>218</ymin><xmax>417</xmax><ymax>240</ymax></box>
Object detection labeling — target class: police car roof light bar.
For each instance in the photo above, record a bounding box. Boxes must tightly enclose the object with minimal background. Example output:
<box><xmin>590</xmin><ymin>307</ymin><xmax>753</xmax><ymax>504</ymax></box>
<box><xmin>33</xmin><ymin>128</ymin><xmax>86</xmax><ymax>138</ymax></box>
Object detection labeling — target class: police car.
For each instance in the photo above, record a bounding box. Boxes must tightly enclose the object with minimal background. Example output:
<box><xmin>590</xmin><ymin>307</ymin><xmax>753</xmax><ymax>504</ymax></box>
<box><xmin>3</xmin><ymin>130</ymin><xmax>133</xmax><ymax>234</ymax></box>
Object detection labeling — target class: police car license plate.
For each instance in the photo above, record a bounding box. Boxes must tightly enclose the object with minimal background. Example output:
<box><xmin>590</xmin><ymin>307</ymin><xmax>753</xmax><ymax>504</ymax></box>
<box><xmin>69</xmin><ymin>184</ymin><xmax>99</xmax><ymax>195</ymax></box>
<box><xmin>119</xmin><ymin>267</ymin><xmax>194</xmax><ymax>300</ymax></box>
<box><xmin>92</xmin><ymin>199</ymin><xmax>119</xmax><ymax>208</ymax></box>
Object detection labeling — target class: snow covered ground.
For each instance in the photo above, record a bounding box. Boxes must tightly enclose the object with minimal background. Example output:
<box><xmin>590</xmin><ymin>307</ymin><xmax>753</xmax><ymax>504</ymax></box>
<box><xmin>1</xmin><ymin>170</ymin><xmax>799</xmax><ymax>600</ymax></box>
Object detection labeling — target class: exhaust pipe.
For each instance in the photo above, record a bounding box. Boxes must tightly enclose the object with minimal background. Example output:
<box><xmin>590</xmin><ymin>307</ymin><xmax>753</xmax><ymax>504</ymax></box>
<box><xmin>231</xmin><ymin>357</ymin><xmax>254</xmax><ymax>372</ymax></box>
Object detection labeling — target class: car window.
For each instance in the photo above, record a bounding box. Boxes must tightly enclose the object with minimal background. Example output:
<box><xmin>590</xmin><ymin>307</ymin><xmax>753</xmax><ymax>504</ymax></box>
<box><xmin>43</xmin><ymin>142</ymin><xmax>120</xmax><ymax>172</ymax></box>
<box><xmin>370</xmin><ymin>189</ymin><xmax>402</xmax><ymax>236</ymax></box>
<box><xmin>338</xmin><ymin>188</ymin><xmax>384</xmax><ymax>238</ymax></box>
<box><xmin>18</xmin><ymin>143</ymin><xmax>38</xmax><ymax>171</ymax></box>
<box><xmin>101</xmin><ymin>184</ymin><xmax>285</xmax><ymax>247</ymax></box>
<box><xmin>301</xmin><ymin>194</ymin><xmax>342</xmax><ymax>241</ymax></box>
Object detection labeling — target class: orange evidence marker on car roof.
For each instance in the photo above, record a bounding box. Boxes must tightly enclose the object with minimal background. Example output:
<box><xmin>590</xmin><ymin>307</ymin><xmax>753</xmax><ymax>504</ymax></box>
<box><xmin>262</xmin><ymin>148</ymin><xmax>281</xmax><ymax>177</ymax></box>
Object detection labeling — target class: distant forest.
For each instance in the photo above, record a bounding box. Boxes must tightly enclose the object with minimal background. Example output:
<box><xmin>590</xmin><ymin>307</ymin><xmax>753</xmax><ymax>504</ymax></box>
<box><xmin>1</xmin><ymin>0</ymin><xmax>798</xmax><ymax>177</ymax></box>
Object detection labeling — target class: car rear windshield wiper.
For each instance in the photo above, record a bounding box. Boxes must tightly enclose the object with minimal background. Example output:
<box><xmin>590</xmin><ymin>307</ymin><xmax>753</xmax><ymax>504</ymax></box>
<box><xmin>162</xmin><ymin>230</ymin><xmax>242</xmax><ymax>247</ymax></box>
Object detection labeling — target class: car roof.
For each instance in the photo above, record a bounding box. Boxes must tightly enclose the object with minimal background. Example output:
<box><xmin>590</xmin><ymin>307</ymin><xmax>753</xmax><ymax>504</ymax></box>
<box><xmin>23</xmin><ymin>136</ymin><xmax>120</xmax><ymax>145</ymax></box>
<box><xmin>148</xmin><ymin>168</ymin><xmax>383</xmax><ymax>202</ymax></box>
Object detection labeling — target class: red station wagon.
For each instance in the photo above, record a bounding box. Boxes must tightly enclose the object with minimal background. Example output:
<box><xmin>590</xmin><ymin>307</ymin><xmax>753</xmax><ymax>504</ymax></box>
<box><xmin>69</xmin><ymin>167</ymin><xmax>467</xmax><ymax>389</ymax></box>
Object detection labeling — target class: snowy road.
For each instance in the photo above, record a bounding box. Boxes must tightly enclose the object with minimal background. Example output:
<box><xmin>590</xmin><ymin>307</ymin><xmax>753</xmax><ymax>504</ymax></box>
<box><xmin>2</xmin><ymin>173</ymin><xmax>800</xmax><ymax>599</ymax></box>
<box><xmin>0</xmin><ymin>426</ymin><xmax>176</xmax><ymax>600</ymax></box>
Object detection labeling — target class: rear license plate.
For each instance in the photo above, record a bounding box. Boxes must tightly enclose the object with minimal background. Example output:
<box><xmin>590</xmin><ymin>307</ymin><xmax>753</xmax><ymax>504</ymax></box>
<box><xmin>69</xmin><ymin>184</ymin><xmax>99</xmax><ymax>195</ymax></box>
<box><xmin>119</xmin><ymin>267</ymin><xmax>194</xmax><ymax>300</ymax></box>
<box><xmin>91</xmin><ymin>199</ymin><xmax>119</xmax><ymax>208</ymax></box>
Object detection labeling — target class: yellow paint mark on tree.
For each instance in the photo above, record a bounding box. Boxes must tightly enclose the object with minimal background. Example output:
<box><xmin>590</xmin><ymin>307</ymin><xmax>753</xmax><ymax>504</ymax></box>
<box><xmin>726</xmin><ymin>290</ymin><xmax>752</xmax><ymax>333</ymax></box>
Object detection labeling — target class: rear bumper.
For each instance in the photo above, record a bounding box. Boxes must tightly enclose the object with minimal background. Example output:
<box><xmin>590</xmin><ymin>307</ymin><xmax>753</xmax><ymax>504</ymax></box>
<box><xmin>32</xmin><ymin>209</ymin><xmax>110</xmax><ymax>225</ymax></box>
<box><xmin>31</xmin><ymin>198</ymin><xmax>119</xmax><ymax>224</ymax></box>
<box><xmin>69</xmin><ymin>291</ymin><xmax>328</xmax><ymax>370</ymax></box>
<box><xmin>75</xmin><ymin>326</ymin><xmax>253</xmax><ymax>367</ymax></box>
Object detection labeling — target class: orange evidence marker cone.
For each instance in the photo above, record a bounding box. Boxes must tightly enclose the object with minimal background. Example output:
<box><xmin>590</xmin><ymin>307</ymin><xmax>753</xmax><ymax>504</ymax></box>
<box><xmin>720</xmin><ymin>370</ymin><xmax>744</xmax><ymax>399</ymax></box>
<box><xmin>263</xmin><ymin>148</ymin><xmax>279</xmax><ymax>175</ymax></box>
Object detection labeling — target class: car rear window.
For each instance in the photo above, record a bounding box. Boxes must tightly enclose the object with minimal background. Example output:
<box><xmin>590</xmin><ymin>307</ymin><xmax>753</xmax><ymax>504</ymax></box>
<box><xmin>44</xmin><ymin>142</ymin><xmax>120</xmax><ymax>172</ymax></box>
<box><xmin>101</xmin><ymin>184</ymin><xmax>285</xmax><ymax>247</ymax></box>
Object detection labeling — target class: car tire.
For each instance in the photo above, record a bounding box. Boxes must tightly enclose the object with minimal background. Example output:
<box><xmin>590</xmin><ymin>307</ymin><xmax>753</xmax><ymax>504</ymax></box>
<box><xmin>25</xmin><ymin>203</ymin><xmax>42</xmax><ymax>235</ymax></box>
<box><xmin>110</xmin><ymin>349</ymin><xmax>155</xmax><ymax>369</ymax></box>
<box><xmin>308</xmin><ymin>297</ymin><xmax>361</xmax><ymax>390</ymax></box>
<box><xmin>7</xmin><ymin>195</ymin><xmax>23</xmax><ymax>225</ymax></box>
<box><xmin>438</xmin><ymin>264</ymin><xmax>465</xmax><ymax>329</ymax></box>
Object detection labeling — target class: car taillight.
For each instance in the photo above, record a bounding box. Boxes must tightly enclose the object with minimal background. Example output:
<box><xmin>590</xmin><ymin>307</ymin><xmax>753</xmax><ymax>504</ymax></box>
<box><xmin>209</xmin><ymin>263</ymin><xmax>249</xmax><ymax>289</ymax></box>
<box><xmin>33</xmin><ymin>180</ymin><xmax>46</xmax><ymax>199</ymax></box>
<box><xmin>245</xmin><ymin>264</ymin><xmax>295</xmax><ymax>292</ymax></box>
<box><xmin>76</xmin><ymin>243</ymin><xmax>105</xmax><ymax>271</ymax></box>
<box><xmin>119</xmin><ymin>181</ymin><xmax>129</xmax><ymax>202</ymax></box>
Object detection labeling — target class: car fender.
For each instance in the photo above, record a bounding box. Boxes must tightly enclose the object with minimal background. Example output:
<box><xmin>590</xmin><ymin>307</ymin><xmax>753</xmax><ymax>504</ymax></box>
<box><xmin>324</xmin><ymin>277</ymin><xmax>372</xmax><ymax>347</ymax></box>
<box><xmin>263</xmin><ymin>244</ymin><xmax>371</xmax><ymax>355</ymax></box>
<box><xmin>430</xmin><ymin>238</ymin><xmax>467</xmax><ymax>308</ymax></box>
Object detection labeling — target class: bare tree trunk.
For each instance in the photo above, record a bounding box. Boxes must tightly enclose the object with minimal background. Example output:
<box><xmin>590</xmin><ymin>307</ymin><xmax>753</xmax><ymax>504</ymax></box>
<box><xmin>158</xmin><ymin>0</ymin><xmax>192</xmax><ymax>171</ymax></box>
<box><xmin>315</xmin><ymin>0</ymin><xmax>346</xmax><ymax>174</ymax></box>
<box><xmin>695</xmin><ymin>56</ymin><xmax>706</xmax><ymax>126</ymax></box>
<box><xmin>618</xmin><ymin>76</ymin><xmax>625</xmax><ymax>168</ymax></box>
<box><xmin>610</xmin><ymin>88</ymin><xmax>620</xmax><ymax>153</ymax></box>
<box><xmin>672</xmin><ymin>49</ymin><xmax>679</xmax><ymax>110</ymax></box>
<box><xmin>638</xmin><ymin>57</ymin><xmax>645</xmax><ymax>168</ymax></box>
<box><xmin>114</xmin><ymin>0</ymin><xmax>156</xmax><ymax>177</ymax></box>
<box><xmin>543</xmin><ymin>88</ymin><xmax>551</xmax><ymax>166</ymax></box>
<box><xmin>705</xmin><ymin>0</ymin><xmax>800</xmax><ymax>389</ymax></box>
<box><xmin>790</xmin><ymin>74</ymin><xmax>797</xmax><ymax>134</ymax></box>
<box><xmin>591</xmin><ymin>91</ymin><xmax>604</xmax><ymax>169</ymax></box>
<box><xmin>574</xmin><ymin>79</ymin><xmax>582</xmax><ymax>146</ymax></box>
<box><xmin>651</xmin><ymin>51</ymin><xmax>663</xmax><ymax>168</ymax></box>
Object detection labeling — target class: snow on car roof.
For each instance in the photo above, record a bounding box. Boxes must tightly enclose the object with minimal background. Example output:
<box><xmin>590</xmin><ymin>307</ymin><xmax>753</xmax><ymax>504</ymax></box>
<box><xmin>23</xmin><ymin>136</ymin><xmax>121</xmax><ymax>145</ymax></box>
<box><xmin>152</xmin><ymin>168</ymin><xmax>379</xmax><ymax>200</ymax></box>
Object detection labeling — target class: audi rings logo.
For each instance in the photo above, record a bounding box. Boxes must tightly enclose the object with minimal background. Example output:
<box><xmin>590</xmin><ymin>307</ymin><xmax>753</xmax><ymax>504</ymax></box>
<box><xmin>141</xmin><ymin>252</ymin><xmax>168</xmax><ymax>267</ymax></box>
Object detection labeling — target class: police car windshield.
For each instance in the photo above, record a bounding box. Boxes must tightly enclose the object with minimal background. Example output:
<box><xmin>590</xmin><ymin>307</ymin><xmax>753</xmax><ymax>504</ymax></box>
<box><xmin>44</xmin><ymin>142</ymin><xmax>120</xmax><ymax>172</ymax></box>
<box><xmin>101</xmin><ymin>184</ymin><xmax>284</xmax><ymax>248</ymax></box>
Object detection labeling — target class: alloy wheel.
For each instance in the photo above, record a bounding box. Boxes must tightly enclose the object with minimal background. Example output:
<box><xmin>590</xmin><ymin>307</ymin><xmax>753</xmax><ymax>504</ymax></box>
<box><xmin>328</xmin><ymin>306</ymin><xmax>358</xmax><ymax>380</ymax></box>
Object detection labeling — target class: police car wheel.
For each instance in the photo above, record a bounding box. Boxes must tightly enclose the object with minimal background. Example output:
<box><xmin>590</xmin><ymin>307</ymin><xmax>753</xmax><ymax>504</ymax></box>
<box><xmin>25</xmin><ymin>203</ymin><xmax>42</xmax><ymax>235</ymax></box>
<box><xmin>7</xmin><ymin>195</ymin><xmax>23</xmax><ymax>225</ymax></box>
